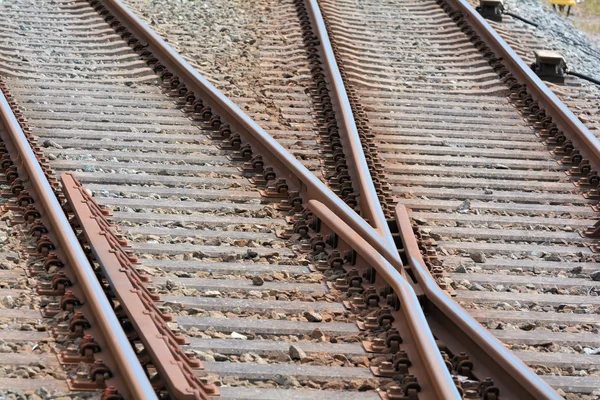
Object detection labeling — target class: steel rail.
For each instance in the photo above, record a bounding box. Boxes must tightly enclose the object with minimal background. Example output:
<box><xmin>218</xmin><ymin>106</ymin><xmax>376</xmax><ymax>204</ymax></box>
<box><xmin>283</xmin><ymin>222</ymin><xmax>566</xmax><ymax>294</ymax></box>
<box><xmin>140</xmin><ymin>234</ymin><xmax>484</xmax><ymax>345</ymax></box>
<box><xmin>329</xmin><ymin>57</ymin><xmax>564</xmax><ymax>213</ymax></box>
<box><xmin>95</xmin><ymin>0</ymin><xmax>460</xmax><ymax>397</ymax></box>
<box><xmin>302</xmin><ymin>1</ymin><xmax>561</xmax><ymax>398</ymax></box>
<box><xmin>94</xmin><ymin>0</ymin><xmax>386</xmax><ymax>243</ymax></box>
<box><xmin>395</xmin><ymin>205</ymin><xmax>561</xmax><ymax>400</ymax></box>
<box><xmin>61</xmin><ymin>173</ymin><xmax>215</xmax><ymax>400</ymax></box>
<box><xmin>447</xmin><ymin>0</ymin><xmax>600</xmax><ymax>173</ymax></box>
<box><xmin>0</xmin><ymin>91</ymin><xmax>157</xmax><ymax>400</ymax></box>
<box><xmin>93</xmin><ymin>0</ymin><xmax>563</xmax><ymax>397</ymax></box>
<box><xmin>308</xmin><ymin>200</ymin><xmax>461</xmax><ymax>399</ymax></box>
<box><xmin>303</xmin><ymin>0</ymin><xmax>395</xmax><ymax>250</ymax></box>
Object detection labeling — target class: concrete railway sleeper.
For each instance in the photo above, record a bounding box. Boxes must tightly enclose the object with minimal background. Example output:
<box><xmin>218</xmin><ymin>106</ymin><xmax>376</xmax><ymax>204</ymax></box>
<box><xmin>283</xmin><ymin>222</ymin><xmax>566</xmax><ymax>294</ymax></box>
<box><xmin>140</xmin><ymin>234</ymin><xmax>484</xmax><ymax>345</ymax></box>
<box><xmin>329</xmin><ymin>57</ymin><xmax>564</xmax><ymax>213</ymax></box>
<box><xmin>78</xmin><ymin>0</ymin><xmax>461</xmax><ymax>398</ymax></box>
<box><xmin>0</xmin><ymin>80</ymin><xmax>156</xmax><ymax>398</ymax></box>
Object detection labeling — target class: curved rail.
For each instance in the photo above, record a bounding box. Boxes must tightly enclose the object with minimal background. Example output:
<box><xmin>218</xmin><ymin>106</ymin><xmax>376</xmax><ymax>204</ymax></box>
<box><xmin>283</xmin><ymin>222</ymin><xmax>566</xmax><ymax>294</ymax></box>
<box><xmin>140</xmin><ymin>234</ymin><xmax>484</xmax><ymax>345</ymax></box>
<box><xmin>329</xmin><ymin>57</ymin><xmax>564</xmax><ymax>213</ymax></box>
<box><xmin>395</xmin><ymin>205</ymin><xmax>562</xmax><ymax>400</ymax></box>
<box><xmin>303</xmin><ymin>1</ymin><xmax>563</xmax><ymax>398</ymax></box>
<box><xmin>93</xmin><ymin>0</ymin><xmax>564</xmax><ymax>398</ymax></box>
<box><xmin>0</xmin><ymin>91</ymin><xmax>157</xmax><ymax>400</ymax></box>
<box><xmin>95</xmin><ymin>0</ymin><xmax>460</xmax><ymax>397</ymax></box>
<box><xmin>308</xmin><ymin>200</ymin><xmax>460</xmax><ymax>399</ymax></box>
<box><xmin>304</xmin><ymin>0</ymin><xmax>395</xmax><ymax>249</ymax></box>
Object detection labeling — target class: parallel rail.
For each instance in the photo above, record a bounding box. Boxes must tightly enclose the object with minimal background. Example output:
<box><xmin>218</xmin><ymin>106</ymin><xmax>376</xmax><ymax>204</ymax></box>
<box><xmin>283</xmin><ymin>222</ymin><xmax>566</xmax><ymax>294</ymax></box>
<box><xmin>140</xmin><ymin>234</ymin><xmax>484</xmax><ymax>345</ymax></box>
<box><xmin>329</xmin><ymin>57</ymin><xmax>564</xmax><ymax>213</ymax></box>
<box><xmin>0</xmin><ymin>87</ymin><xmax>156</xmax><ymax>399</ymax></box>
<box><xmin>61</xmin><ymin>173</ymin><xmax>217</xmax><ymax>400</ymax></box>
<box><xmin>95</xmin><ymin>0</ymin><xmax>573</xmax><ymax>397</ymax></box>
<box><xmin>444</xmin><ymin>0</ymin><xmax>600</xmax><ymax>173</ymax></box>
<box><xmin>306</xmin><ymin>0</ymin><xmax>564</xmax><ymax>398</ymax></box>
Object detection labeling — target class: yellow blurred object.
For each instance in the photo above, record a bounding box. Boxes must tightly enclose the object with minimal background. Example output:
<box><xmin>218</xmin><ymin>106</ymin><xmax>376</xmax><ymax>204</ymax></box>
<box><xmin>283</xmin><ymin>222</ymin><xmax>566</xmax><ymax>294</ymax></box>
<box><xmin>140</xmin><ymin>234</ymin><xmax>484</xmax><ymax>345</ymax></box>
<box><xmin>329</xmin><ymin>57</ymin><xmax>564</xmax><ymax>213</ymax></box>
<box><xmin>550</xmin><ymin>0</ymin><xmax>576</xmax><ymax>5</ymax></box>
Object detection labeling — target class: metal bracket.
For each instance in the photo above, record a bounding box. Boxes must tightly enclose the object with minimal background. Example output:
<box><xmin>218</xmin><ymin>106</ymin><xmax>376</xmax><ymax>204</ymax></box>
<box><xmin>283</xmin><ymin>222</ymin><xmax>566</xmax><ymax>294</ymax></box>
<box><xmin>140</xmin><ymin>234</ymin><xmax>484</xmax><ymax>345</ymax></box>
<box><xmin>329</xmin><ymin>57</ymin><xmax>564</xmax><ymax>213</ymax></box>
<box><xmin>531</xmin><ymin>51</ymin><xmax>567</xmax><ymax>84</ymax></box>
<box><xmin>477</xmin><ymin>0</ymin><xmax>504</xmax><ymax>22</ymax></box>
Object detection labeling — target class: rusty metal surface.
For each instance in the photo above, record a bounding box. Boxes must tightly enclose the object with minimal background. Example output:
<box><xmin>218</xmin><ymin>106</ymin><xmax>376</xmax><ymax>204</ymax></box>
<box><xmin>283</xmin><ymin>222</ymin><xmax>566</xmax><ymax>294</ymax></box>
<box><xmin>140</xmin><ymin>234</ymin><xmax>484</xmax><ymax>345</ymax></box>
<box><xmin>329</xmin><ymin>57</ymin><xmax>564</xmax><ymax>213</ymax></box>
<box><xmin>306</xmin><ymin>2</ymin><xmax>562</xmax><ymax>398</ymax></box>
<box><xmin>92</xmin><ymin>0</ymin><xmax>387</xmax><ymax>244</ymax></box>
<box><xmin>0</xmin><ymin>91</ymin><xmax>156</xmax><ymax>399</ymax></box>
<box><xmin>302</xmin><ymin>0</ymin><xmax>394</xmax><ymax>247</ymax></box>
<box><xmin>444</xmin><ymin>0</ymin><xmax>600</xmax><ymax>174</ymax></box>
<box><xmin>88</xmin><ymin>0</ymin><xmax>464</xmax><ymax>397</ymax></box>
<box><xmin>61</xmin><ymin>172</ymin><xmax>217</xmax><ymax>400</ymax></box>
<box><xmin>308</xmin><ymin>200</ymin><xmax>461</xmax><ymax>399</ymax></box>
<box><xmin>394</xmin><ymin>204</ymin><xmax>562</xmax><ymax>400</ymax></box>
<box><xmin>0</xmin><ymin>0</ymin><xmax>592</xmax><ymax>398</ymax></box>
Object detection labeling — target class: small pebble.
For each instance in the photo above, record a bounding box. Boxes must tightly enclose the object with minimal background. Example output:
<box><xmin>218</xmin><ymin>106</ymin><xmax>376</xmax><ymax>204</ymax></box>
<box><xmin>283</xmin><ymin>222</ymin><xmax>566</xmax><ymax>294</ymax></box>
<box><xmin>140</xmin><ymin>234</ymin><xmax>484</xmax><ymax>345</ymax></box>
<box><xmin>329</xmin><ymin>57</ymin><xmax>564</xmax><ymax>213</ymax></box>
<box><xmin>42</xmin><ymin>139</ymin><xmax>62</xmax><ymax>149</ymax></box>
<box><xmin>230</xmin><ymin>332</ymin><xmax>247</xmax><ymax>340</ymax></box>
<box><xmin>310</xmin><ymin>328</ymin><xmax>325</xmax><ymax>339</ymax></box>
<box><xmin>470</xmin><ymin>252</ymin><xmax>487</xmax><ymax>263</ymax></box>
<box><xmin>252</xmin><ymin>276</ymin><xmax>264</xmax><ymax>286</ymax></box>
<box><xmin>303</xmin><ymin>310</ymin><xmax>323</xmax><ymax>322</ymax></box>
<box><xmin>288</xmin><ymin>345</ymin><xmax>306</xmax><ymax>360</ymax></box>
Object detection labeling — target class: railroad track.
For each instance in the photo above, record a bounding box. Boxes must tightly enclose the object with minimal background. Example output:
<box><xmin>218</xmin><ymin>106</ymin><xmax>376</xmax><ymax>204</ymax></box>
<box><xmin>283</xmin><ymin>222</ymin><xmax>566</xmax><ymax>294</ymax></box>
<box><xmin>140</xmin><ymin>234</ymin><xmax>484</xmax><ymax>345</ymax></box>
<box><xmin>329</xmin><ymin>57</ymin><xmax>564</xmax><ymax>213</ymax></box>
<box><xmin>0</xmin><ymin>141</ymin><xmax>73</xmax><ymax>397</ymax></box>
<box><xmin>466</xmin><ymin>0</ymin><xmax>600</xmax><ymax>158</ymax></box>
<box><xmin>315</xmin><ymin>0</ymin><xmax>600</xmax><ymax>395</ymax></box>
<box><xmin>0</xmin><ymin>0</ymin><xmax>597</xmax><ymax>399</ymax></box>
<box><xmin>1</xmin><ymin>0</ymin><xmax>438</xmax><ymax>398</ymax></box>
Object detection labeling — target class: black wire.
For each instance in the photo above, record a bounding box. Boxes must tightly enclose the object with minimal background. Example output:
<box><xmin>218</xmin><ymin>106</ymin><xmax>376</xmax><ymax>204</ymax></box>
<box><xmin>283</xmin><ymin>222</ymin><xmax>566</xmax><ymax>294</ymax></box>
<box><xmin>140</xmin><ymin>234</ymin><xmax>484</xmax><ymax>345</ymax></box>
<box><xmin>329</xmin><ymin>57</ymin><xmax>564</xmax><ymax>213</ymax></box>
<box><xmin>483</xmin><ymin>8</ymin><xmax>600</xmax><ymax>86</ymax></box>
<box><xmin>503</xmin><ymin>12</ymin><xmax>539</xmax><ymax>27</ymax></box>
<box><xmin>567</xmin><ymin>70</ymin><xmax>600</xmax><ymax>86</ymax></box>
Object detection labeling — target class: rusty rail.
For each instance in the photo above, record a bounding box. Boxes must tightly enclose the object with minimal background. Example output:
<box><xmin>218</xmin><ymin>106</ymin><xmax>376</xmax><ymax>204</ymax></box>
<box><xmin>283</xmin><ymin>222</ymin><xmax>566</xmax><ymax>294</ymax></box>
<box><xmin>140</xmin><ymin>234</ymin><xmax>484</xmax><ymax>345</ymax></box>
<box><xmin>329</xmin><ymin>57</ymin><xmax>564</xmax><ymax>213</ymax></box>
<box><xmin>61</xmin><ymin>173</ymin><xmax>217</xmax><ymax>400</ymax></box>
<box><xmin>92</xmin><ymin>0</ymin><xmax>392</xmax><ymax>249</ymax></box>
<box><xmin>394</xmin><ymin>204</ymin><xmax>561</xmax><ymax>400</ymax></box>
<box><xmin>92</xmin><ymin>0</ymin><xmax>460</xmax><ymax>397</ymax></box>
<box><xmin>307</xmin><ymin>0</ymin><xmax>563</xmax><ymax>397</ymax></box>
<box><xmin>303</xmin><ymin>0</ymin><xmax>560</xmax><ymax>398</ymax></box>
<box><xmin>302</xmin><ymin>0</ymin><xmax>395</xmax><ymax>248</ymax></box>
<box><xmin>89</xmin><ymin>0</ymin><xmax>565</xmax><ymax>398</ymax></box>
<box><xmin>308</xmin><ymin>200</ymin><xmax>460</xmax><ymax>399</ymax></box>
<box><xmin>443</xmin><ymin>0</ymin><xmax>600</xmax><ymax>175</ymax></box>
<box><xmin>0</xmin><ymin>90</ymin><xmax>157</xmax><ymax>400</ymax></box>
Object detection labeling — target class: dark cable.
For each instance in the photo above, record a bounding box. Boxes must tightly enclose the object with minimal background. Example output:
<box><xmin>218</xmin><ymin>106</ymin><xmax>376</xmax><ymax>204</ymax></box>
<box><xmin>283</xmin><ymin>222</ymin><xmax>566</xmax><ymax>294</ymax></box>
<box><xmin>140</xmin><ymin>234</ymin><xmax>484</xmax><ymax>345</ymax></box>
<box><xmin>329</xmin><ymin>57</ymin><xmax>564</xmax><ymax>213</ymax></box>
<box><xmin>567</xmin><ymin>70</ymin><xmax>600</xmax><ymax>86</ymax></box>
<box><xmin>503</xmin><ymin>12</ymin><xmax>539</xmax><ymax>27</ymax></box>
